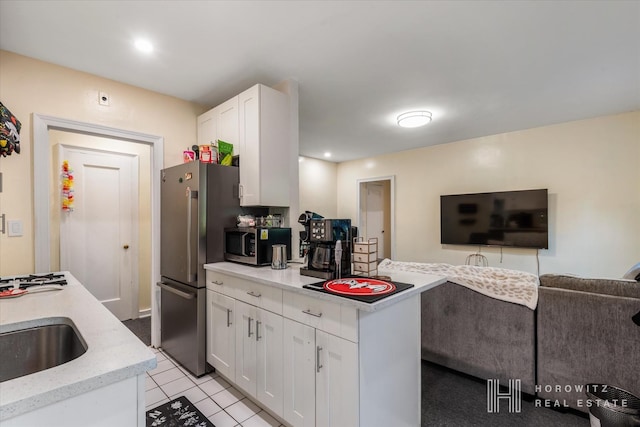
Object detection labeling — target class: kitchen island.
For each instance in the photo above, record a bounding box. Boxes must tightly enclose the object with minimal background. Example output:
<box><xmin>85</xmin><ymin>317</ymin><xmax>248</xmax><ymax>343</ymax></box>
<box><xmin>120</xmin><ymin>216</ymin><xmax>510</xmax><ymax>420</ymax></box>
<box><xmin>0</xmin><ymin>272</ymin><xmax>156</xmax><ymax>427</ymax></box>
<box><xmin>204</xmin><ymin>261</ymin><xmax>446</xmax><ymax>427</ymax></box>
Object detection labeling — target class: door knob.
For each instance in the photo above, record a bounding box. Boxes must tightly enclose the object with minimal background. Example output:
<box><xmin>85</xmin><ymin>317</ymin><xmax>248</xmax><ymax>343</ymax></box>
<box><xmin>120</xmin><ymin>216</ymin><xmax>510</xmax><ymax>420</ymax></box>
<box><xmin>123</xmin><ymin>244</ymin><xmax>130</xmax><ymax>249</ymax></box>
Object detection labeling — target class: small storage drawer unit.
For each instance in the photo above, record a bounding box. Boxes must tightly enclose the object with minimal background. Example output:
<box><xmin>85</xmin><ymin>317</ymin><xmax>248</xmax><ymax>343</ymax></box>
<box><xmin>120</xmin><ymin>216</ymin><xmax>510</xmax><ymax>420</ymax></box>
<box><xmin>352</xmin><ymin>237</ymin><xmax>378</xmax><ymax>277</ymax></box>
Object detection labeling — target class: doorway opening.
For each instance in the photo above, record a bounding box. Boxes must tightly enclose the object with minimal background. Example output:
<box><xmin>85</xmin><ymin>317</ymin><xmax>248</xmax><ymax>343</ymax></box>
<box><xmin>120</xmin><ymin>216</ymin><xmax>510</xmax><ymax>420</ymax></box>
<box><xmin>357</xmin><ymin>176</ymin><xmax>395</xmax><ymax>261</ymax></box>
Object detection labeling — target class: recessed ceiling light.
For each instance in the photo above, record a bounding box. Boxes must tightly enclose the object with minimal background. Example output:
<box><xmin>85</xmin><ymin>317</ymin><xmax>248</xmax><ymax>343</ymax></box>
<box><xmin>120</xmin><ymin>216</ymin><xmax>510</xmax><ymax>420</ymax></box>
<box><xmin>397</xmin><ymin>111</ymin><xmax>432</xmax><ymax>128</ymax></box>
<box><xmin>324</xmin><ymin>152</ymin><xmax>332</xmax><ymax>158</ymax></box>
<box><xmin>134</xmin><ymin>38</ymin><xmax>154</xmax><ymax>54</ymax></box>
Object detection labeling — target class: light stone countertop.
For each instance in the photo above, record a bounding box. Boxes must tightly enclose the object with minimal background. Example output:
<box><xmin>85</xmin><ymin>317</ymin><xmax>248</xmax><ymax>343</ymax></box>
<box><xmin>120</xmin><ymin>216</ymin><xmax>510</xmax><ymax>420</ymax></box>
<box><xmin>0</xmin><ymin>272</ymin><xmax>157</xmax><ymax>421</ymax></box>
<box><xmin>204</xmin><ymin>262</ymin><xmax>446</xmax><ymax>312</ymax></box>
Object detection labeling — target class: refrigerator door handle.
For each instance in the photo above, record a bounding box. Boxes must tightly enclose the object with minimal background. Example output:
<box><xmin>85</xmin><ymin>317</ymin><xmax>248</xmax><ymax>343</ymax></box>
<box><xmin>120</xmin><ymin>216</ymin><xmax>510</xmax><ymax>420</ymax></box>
<box><xmin>186</xmin><ymin>189</ymin><xmax>198</xmax><ymax>282</ymax></box>
<box><xmin>158</xmin><ymin>282</ymin><xmax>196</xmax><ymax>300</ymax></box>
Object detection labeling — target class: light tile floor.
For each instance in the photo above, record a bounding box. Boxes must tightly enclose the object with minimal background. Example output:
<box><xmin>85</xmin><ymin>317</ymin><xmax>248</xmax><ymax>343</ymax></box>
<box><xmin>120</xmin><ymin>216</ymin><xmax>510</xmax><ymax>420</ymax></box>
<box><xmin>146</xmin><ymin>347</ymin><xmax>284</xmax><ymax>427</ymax></box>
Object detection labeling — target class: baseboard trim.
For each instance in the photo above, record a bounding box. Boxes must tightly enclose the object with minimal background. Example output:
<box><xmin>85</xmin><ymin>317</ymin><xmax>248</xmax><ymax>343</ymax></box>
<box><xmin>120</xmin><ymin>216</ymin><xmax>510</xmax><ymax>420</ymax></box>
<box><xmin>139</xmin><ymin>308</ymin><xmax>151</xmax><ymax>318</ymax></box>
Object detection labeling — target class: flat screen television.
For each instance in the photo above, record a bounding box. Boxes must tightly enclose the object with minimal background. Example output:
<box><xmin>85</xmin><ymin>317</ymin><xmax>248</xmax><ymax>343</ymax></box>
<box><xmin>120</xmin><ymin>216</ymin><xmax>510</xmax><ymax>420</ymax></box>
<box><xmin>440</xmin><ymin>189</ymin><xmax>548</xmax><ymax>249</ymax></box>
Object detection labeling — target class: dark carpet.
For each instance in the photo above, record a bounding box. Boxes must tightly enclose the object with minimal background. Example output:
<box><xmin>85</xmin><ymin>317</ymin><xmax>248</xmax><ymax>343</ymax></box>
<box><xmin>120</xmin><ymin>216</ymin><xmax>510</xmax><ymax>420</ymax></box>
<box><xmin>421</xmin><ymin>360</ymin><xmax>590</xmax><ymax>426</ymax></box>
<box><xmin>122</xmin><ymin>316</ymin><xmax>151</xmax><ymax>346</ymax></box>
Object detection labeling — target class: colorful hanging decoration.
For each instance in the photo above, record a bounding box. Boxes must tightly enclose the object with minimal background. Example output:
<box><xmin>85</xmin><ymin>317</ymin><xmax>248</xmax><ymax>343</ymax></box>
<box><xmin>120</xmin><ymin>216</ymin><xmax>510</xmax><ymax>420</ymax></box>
<box><xmin>0</xmin><ymin>101</ymin><xmax>22</xmax><ymax>157</ymax></box>
<box><xmin>61</xmin><ymin>160</ymin><xmax>74</xmax><ymax>211</ymax></box>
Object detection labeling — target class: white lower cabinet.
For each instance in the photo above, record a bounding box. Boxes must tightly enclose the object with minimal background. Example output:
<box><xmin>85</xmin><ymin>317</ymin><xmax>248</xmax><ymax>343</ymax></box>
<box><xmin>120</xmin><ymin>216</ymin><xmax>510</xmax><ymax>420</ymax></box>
<box><xmin>235</xmin><ymin>300</ymin><xmax>284</xmax><ymax>418</ymax></box>
<box><xmin>206</xmin><ymin>269</ymin><xmax>422</xmax><ymax>427</ymax></box>
<box><xmin>206</xmin><ymin>290</ymin><xmax>235</xmax><ymax>380</ymax></box>
<box><xmin>283</xmin><ymin>318</ymin><xmax>359</xmax><ymax>427</ymax></box>
<box><xmin>315</xmin><ymin>330</ymin><xmax>358</xmax><ymax>427</ymax></box>
<box><xmin>283</xmin><ymin>319</ymin><xmax>316</xmax><ymax>427</ymax></box>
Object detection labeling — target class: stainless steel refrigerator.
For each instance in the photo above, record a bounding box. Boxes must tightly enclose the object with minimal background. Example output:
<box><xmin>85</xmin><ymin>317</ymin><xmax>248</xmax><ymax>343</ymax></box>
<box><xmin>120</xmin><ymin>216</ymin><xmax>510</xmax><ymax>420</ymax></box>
<box><xmin>159</xmin><ymin>162</ymin><xmax>241</xmax><ymax>376</ymax></box>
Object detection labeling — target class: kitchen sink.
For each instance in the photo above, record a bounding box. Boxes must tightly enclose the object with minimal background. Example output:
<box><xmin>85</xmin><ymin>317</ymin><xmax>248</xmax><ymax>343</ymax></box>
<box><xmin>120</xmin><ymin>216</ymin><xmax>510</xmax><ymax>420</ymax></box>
<box><xmin>0</xmin><ymin>318</ymin><xmax>88</xmax><ymax>382</ymax></box>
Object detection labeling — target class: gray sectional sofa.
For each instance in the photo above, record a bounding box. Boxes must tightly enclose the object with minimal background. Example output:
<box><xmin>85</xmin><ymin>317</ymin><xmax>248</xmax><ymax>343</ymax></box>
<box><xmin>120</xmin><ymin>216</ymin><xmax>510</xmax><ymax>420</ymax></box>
<box><xmin>536</xmin><ymin>274</ymin><xmax>640</xmax><ymax>411</ymax></box>
<box><xmin>420</xmin><ymin>273</ymin><xmax>640</xmax><ymax>412</ymax></box>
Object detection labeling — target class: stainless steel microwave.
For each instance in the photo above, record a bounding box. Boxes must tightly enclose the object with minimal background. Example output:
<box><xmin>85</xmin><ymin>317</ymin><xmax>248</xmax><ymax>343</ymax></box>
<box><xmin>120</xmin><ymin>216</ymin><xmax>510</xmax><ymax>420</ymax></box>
<box><xmin>224</xmin><ymin>227</ymin><xmax>292</xmax><ymax>266</ymax></box>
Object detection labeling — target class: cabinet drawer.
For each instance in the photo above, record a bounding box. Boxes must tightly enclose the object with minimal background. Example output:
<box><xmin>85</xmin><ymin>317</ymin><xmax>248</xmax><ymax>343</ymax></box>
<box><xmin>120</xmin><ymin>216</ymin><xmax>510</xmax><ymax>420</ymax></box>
<box><xmin>353</xmin><ymin>242</ymin><xmax>376</xmax><ymax>254</ymax></box>
<box><xmin>206</xmin><ymin>271</ymin><xmax>238</xmax><ymax>298</ymax></box>
<box><xmin>353</xmin><ymin>252</ymin><xmax>376</xmax><ymax>263</ymax></box>
<box><xmin>234</xmin><ymin>279</ymin><xmax>283</xmax><ymax>315</ymax></box>
<box><xmin>283</xmin><ymin>291</ymin><xmax>358</xmax><ymax>342</ymax></box>
<box><xmin>353</xmin><ymin>261</ymin><xmax>377</xmax><ymax>272</ymax></box>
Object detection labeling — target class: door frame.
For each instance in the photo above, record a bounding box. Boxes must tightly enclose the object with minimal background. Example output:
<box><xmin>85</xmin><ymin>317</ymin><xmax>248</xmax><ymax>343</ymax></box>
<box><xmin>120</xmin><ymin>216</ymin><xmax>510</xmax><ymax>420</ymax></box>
<box><xmin>33</xmin><ymin>113</ymin><xmax>163</xmax><ymax>347</ymax></box>
<box><xmin>356</xmin><ymin>175</ymin><xmax>395</xmax><ymax>260</ymax></box>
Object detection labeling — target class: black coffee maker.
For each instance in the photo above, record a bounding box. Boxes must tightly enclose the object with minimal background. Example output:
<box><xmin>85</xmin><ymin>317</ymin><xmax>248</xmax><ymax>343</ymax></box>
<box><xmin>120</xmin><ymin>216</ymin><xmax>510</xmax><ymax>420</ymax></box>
<box><xmin>300</xmin><ymin>218</ymin><xmax>352</xmax><ymax>280</ymax></box>
<box><xmin>298</xmin><ymin>211</ymin><xmax>323</xmax><ymax>258</ymax></box>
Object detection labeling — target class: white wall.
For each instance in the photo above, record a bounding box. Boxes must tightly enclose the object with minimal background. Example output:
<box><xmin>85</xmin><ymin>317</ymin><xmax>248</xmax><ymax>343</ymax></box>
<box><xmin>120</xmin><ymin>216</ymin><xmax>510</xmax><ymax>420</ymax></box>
<box><xmin>0</xmin><ymin>50</ymin><xmax>205</xmax><ymax>276</ymax></box>
<box><xmin>0</xmin><ymin>52</ymin><xmax>189</xmax><ymax>347</ymax></box>
<box><xmin>298</xmin><ymin>156</ymin><xmax>338</xmax><ymax>219</ymax></box>
<box><xmin>335</xmin><ymin>111</ymin><xmax>640</xmax><ymax>278</ymax></box>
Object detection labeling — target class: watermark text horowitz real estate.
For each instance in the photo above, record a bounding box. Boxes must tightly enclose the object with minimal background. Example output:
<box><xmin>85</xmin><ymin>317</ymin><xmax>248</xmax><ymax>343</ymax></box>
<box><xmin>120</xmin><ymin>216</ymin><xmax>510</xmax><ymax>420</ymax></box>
<box><xmin>534</xmin><ymin>384</ymin><xmax>629</xmax><ymax>409</ymax></box>
<box><xmin>487</xmin><ymin>381</ymin><xmax>631</xmax><ymax>413</ymax></box>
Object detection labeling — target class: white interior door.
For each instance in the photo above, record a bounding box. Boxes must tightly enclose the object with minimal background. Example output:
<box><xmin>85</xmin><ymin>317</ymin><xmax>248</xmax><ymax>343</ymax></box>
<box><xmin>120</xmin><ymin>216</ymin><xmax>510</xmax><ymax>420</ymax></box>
<box><xmin>60</xmin><ymin>146</ymin><xmax>138</xmax><ymax>320</ymax></box>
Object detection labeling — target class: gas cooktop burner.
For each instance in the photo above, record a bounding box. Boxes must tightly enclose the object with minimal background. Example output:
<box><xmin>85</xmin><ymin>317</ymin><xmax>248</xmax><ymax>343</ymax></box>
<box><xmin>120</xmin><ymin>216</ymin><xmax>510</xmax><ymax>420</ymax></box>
<box><xmin>0</xmin><ymin>273</ymin><xmax>68</xmax><ymax>291</ymax></box>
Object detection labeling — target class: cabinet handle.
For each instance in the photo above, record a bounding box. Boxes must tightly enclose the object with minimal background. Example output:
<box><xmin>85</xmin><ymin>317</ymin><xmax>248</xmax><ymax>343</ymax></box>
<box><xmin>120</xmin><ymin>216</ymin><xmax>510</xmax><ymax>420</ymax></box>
<box><xmin>316</xmin><ymin>346</ymin><xmax>323</xmax><ymax>373</ymax></box>
<box><xmin>212</xmin><ymin>280</ymin><xmax>223</xmax><ymax>286</ymax></box>
<box><xmin>248</xmin><ymin>317</ymin><xmax>253</xmax><ymax>337</ymax></box>
<box><xmin>247</xmin><ymin>291</ymin><xmax>262</xmax><ymax>298</ymax></box>
<box><xmin>302</xmin><ymin>309</ymin><xmax>322</xmax><ymax>318</ymax></box>
<box><xmin>239</xmin><ymin>184</ymin><xmax>243</xmax><ymax>199</ymax></box>
<box><xmin>226</xmin><ymin>309</ymin><xmax>232</xmax><ymax>327</ymax></box>
<box><xmin>256</xmin><ymin>320</ymin><xmax>261</xmax><ymax>341</ymax></box>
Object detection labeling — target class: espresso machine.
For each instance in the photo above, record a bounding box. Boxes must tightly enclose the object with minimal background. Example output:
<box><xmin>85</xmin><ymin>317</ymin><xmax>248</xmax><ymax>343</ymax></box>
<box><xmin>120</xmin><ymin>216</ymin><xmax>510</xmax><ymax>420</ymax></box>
<box><xmin>300</xmin><ymin>218</ymin><xmax>352</xmax><ymax>280</ymax></box>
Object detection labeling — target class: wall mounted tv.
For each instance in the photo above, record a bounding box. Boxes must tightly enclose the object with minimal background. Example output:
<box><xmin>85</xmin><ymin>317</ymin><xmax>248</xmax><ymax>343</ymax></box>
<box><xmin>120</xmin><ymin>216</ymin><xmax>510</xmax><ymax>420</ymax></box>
<box><xmin>440</xmin><ymin>189</ymin><xmax>548</xmax><ymax>249</ymax></box>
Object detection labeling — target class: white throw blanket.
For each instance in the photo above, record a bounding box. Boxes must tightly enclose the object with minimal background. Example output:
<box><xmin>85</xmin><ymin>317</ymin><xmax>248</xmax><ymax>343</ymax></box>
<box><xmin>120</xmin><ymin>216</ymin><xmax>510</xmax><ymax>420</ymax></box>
<box><xmin>378</xmin><ymin>259</ymin><xmax>539</xmax><ymax>309</ymax></box>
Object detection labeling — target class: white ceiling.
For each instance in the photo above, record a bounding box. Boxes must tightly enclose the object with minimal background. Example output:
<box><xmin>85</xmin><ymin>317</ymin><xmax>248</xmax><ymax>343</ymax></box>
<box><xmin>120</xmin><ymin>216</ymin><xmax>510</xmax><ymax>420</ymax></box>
<box><xmin>1</xmin><ymin>1</ymin><xmax>638</xmax><ymax>162</ymax></box>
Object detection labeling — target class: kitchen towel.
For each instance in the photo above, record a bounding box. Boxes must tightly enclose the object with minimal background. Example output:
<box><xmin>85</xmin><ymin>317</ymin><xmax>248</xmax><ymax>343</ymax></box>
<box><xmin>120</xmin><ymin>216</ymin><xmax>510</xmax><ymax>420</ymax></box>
<box><xmin>146</xmin><ymin>396</ymin><xmax>215</xmax><ymax>427</ymax></box>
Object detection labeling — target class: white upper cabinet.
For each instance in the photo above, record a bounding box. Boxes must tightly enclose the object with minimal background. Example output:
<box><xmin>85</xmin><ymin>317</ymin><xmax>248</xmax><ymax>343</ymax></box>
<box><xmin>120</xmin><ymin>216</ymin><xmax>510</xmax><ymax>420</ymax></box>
<box><xmin>217</xmin><ymin>96</ymin><xmax>239</xmax><ymax>146</ymax></box>
<box><xmin>238</xmin><ymin>84</ymin><xmax>290</xmax><ymax>207</ymax></box>
<box><xmin>197</xmin><ymin>108</ymin><xmax>217</xmax><ymax>147</ymax></box>
<box><xmin>196</xmin><ymin>84</ymin><xmax>290</xmax><ymax>207</ymax></box>
<box><xmin>197</xmin><ymin>96</ymin><xmax>239</xmax><ymax>148</ymax></box>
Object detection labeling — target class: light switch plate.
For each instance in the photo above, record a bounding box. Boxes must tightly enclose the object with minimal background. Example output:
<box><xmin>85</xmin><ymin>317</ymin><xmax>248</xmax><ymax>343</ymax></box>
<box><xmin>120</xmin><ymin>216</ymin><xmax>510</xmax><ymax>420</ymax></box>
<box><xmin>7</xmin><ymin>220</ymin><xmax>23</xmax><ymax>237</ymax></box>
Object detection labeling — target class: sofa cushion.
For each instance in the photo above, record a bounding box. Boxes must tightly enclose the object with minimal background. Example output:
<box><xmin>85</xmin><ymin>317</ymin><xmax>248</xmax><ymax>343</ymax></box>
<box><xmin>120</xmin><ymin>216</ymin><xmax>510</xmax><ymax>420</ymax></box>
<box><xmin>539</xmin><ymin>274</ymin><xmax>640</xmax><ymax>299</ymax></box>
<box><xmin>421</xmin><ymin>281</ymin><xmax>536</xmax><ymax>394</ymax></box>
<box><xmin>536</xmin><ymin>287</ymin><xmax>640</xmax><ymax>412</ymax></box>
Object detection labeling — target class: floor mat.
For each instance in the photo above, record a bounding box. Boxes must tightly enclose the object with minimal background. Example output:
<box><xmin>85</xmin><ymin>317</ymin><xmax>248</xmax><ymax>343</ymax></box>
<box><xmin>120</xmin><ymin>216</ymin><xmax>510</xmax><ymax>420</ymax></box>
<box><xmin>146</xmin><ymin>395</ymin><xmax>215</xmax><ymax>427</ymax></box>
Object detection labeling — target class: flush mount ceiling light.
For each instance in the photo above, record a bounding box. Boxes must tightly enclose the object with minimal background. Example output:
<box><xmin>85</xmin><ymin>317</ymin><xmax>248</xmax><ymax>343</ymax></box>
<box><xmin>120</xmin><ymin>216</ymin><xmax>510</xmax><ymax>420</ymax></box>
<box><xmin>134</xmin><ymin>38</ymin><xmax>154</xmax><ymax>54</ymax></box>
<box><xmin>397</xmin><ymin>111</ymin><xmax>432</xmax><ymax>128</ymax></box>
<box><xmin>324</xmin><ymin>152</ymin><xmax>332</xmax><ymax>158</ymax></box>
